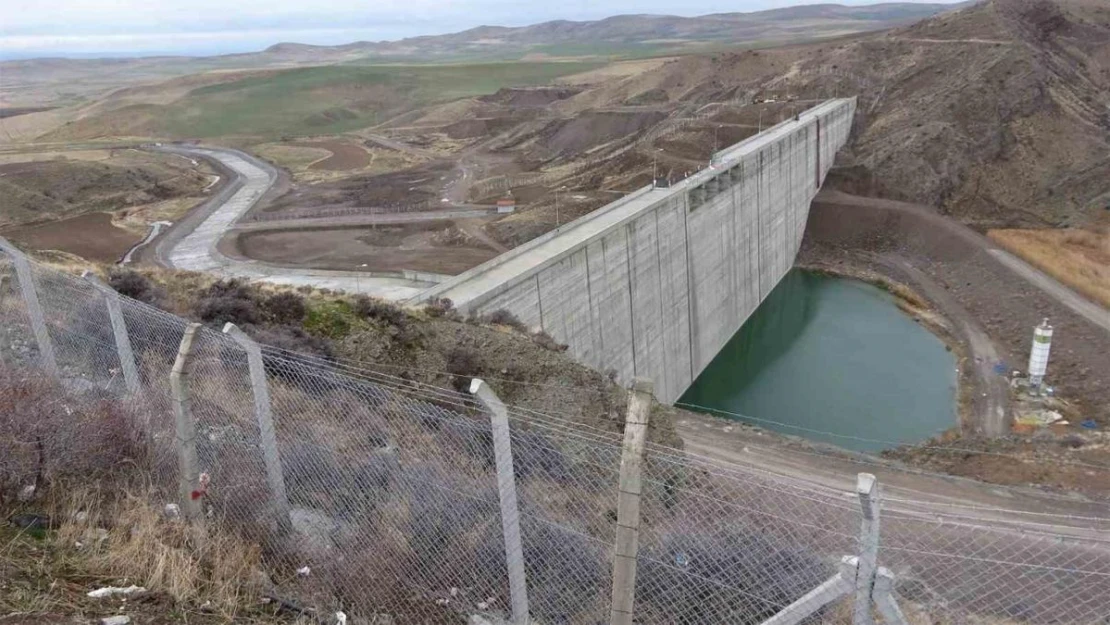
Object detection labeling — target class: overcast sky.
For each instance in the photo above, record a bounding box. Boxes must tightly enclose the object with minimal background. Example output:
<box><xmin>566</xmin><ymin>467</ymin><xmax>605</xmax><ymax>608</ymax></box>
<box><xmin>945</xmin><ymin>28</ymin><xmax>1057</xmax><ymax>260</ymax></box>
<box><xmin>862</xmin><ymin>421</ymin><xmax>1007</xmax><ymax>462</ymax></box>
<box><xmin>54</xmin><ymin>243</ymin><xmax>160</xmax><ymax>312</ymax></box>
<box><xmin>0</xmin><ymin>0</ymin><xmax>962</xmax><ymax>59</ymax></box>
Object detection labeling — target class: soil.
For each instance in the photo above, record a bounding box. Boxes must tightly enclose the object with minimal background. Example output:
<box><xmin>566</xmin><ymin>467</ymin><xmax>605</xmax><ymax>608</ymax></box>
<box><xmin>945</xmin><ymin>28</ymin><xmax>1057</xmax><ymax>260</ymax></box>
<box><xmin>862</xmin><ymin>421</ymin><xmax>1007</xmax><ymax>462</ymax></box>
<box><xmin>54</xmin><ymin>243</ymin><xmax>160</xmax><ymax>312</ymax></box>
<box><xmin>292</xmin><ymin>140</ymin><xmax>372</xmax><ymax>171</ymax></box>
<box><xmin>477</xmin><ymin>87</ymin><xmax>582</xmax><ymax>107</ymax></box>
<box><xmin>0</xmin><ymin>154</ymin><xmax>209</xmax><ymax>228</ymax></box>
<box><xmin>232</xmin><ymin>220</ymin><xmax>500</xmax><ymax>275</ymax></box>
<box><xmin>1</xmin><ymin>212</ymin><xmax>139</xmax><ymax>263</ymax></box>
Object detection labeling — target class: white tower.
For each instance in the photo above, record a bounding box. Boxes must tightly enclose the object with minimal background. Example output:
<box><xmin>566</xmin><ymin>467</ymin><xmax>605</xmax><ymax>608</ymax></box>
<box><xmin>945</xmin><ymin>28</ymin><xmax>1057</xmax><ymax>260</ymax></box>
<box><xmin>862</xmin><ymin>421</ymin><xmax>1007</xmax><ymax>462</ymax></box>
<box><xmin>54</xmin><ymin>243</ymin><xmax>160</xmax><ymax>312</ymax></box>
<box><xmin>1027</xmin><ymin>318</ymin><xmax>1053</xmax><ymax>389</ymax></box>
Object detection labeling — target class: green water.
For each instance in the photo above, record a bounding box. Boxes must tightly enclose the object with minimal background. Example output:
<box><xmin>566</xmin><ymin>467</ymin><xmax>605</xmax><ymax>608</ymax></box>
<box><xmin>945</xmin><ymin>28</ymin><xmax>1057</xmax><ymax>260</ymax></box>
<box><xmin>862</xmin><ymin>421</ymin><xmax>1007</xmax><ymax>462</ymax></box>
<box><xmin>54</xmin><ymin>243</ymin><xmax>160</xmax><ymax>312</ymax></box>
<box><xmin>680</xmin><ymin>269</ymin><xmax>957</xmax><ymax>452</ymax></box>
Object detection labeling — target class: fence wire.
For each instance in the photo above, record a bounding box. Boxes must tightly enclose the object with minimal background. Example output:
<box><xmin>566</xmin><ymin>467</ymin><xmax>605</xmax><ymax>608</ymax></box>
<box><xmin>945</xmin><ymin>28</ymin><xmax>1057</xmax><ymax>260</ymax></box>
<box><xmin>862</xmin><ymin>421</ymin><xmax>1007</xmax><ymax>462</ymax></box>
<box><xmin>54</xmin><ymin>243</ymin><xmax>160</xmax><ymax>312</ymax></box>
<box><xmin>2</xmin><ymin>251</ymin><xmax>1110</xmax><ymax>624</ymax></box>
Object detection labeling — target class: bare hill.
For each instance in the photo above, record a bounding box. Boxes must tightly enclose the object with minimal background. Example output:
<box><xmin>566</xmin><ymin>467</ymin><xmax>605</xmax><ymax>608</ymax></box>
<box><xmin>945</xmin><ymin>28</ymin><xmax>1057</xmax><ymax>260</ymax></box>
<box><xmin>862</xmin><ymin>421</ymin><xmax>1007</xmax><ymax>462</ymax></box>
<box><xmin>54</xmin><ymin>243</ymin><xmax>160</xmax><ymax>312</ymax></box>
<box><xmin>556</xmin><ymin>0</ymin><xmax>1108</xmax><ymax>228</ymax></box>
<box><xmin>1</xmin><ymin>2</ymin><xmax>960</xmax><ymax>109</ymax></box>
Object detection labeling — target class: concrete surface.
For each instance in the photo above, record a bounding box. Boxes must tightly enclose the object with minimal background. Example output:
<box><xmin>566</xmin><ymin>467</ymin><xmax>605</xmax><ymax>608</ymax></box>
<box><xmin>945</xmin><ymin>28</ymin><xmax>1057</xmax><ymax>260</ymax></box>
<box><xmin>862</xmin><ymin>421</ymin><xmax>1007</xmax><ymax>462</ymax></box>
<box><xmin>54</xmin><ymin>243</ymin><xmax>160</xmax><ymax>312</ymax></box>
<box><xmin>157</xmin><ymin>145</ymin><xmax>432</xmax><ymax>300</ymax></box>
<box><xmin>417</xmin><ymin>99</ymin><xmax>856</xmax><ymax>403</ymax></box>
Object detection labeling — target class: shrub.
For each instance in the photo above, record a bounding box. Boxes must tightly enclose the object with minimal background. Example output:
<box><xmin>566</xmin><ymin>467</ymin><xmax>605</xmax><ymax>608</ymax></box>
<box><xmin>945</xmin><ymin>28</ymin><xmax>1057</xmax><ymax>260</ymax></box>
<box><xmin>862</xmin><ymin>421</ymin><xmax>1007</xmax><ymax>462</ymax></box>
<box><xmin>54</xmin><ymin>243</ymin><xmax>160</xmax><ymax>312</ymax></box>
<box><xmin>303</xmin><ymin>300</ymin><xmax>356</xmax><ymax>339</ymax></box>
<box><xmin>250</xmin><ymin>325</ymin><xmax>333</xmax><ymax>361</ymax></box>
<box><xmin>400</xmin><ymin>465</ymin><xmax>504</xmax><ymax>595</ymax></box>
<box><xmin>636</xmin><ymin>528</ymin><xmax>830</xmax><ymax>624</ymax></box>
<box><xmin>261</xmin><ymin>291</ymin><xmax>306</xmax><ymax>325</ymax></box>
<box><xmin>532</xmin><ymin>330</ymin><xmax>567</xmax><ymax>352</ymax></box>
<box><xmin>107</xmin><ymin>269</ymin><xmax>163</xmax><ymax>306</ymax></box>
<box><xmin>483</xmin><ymin>309</ymin><xmax>529</xmax><ymax>332</ymax></box>
<box><xmin>353</xmin><ymin>295</ymin><xmax>407</xmax><ymax>327</ymax></box>
<box><xmin>445</xmin><ymin>345</ymin><xmax>482</xmax><ymax>392</ymax></box>
<box><xmin>424</xmin><ymin>297</ymin><xmax>455</xmax><ymax>318</ymax></box>
<box><xmin>0</xmin><ymin>370</ymin><xmax>148</xmax><ymax>503</ymax></box>
<box><xmin>194</xmin><ymin>279</ymin><xmax>260</xmax><ymax>326</ymax></box>
<box><xmin>521</xmin><ymin>516</ymin><xmax>608</xmax><ymax>622</ymax></box>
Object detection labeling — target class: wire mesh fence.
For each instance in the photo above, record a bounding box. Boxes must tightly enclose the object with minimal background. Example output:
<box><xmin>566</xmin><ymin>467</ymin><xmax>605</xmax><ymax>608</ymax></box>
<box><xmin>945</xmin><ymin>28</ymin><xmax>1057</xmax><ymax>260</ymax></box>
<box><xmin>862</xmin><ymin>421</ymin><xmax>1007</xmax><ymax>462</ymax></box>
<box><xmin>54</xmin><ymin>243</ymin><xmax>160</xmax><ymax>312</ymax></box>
<box><xmin>2</xmin><ymin>244</ymin><xmax>1110</xmax><ymax>624</ymax></box>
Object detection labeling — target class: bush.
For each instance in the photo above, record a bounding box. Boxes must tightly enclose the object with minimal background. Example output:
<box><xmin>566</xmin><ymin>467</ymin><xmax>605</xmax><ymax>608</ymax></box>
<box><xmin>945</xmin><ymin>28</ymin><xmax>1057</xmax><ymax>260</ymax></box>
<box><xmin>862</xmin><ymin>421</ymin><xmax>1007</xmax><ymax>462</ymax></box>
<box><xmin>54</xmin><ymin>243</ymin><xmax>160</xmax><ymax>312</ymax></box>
<box><xmin>636</xmin><ymin>528</ymin><xmax>830</xmax><ymax>624</ymax></box>
<box><xmin>194</xmin><ymin>279</ymin><xmax>260</xmax><ymax>326</ymax></box>
<box><xmin>521</xmin><ymin>516</ymin><xmax>608</xmax><ymax>622</ymax></box>
<box><xmin>250</xmin><ymin>325</ymin><xmax>333</xmax><ymax>361</ymax></box>
<box><xmin>107</xmin><ymin>269</ymin><xmax>163</xmax><ymax>306</ymax></box>
<box><xmin>483</xmin><ymin>309</ymin><xmax>529</xmax><ymax>332</ymax></box>
<box><xmin>424</xmin><ymin>297</ymin><xmax>455</xmax><ymax>318</ymax></box>
<box><xmin>445</xmin><ymin>345</ymin><xmax>482</xmax><ymax>392</ymax></box>
<box><xmin>0</xmin><ymin>370</ymin><xmax>148</xmax><ymax>503</ymax></box>
<box><xmin>261</xmin><ymin>291</ymin><xmax>306</xmax><ymax>325</ymax></box>
<box><xmin>303</xmin><ymin>300</ymin><xmax>356</xmax><ymax>339</ymax></box>
<box><xmin>401</xmin><ymin>465</ymin><xmax>504</xmax><ymax>595</ymax></box>
<box><xmin>353</xmin><ymin>295</ymin><xmax>407</xmax><ymax>327</ymax></box>
<box><xmin>532</xmin><ymin>330</ymin><xmax>566</xmax><ymax>352</ymax></box>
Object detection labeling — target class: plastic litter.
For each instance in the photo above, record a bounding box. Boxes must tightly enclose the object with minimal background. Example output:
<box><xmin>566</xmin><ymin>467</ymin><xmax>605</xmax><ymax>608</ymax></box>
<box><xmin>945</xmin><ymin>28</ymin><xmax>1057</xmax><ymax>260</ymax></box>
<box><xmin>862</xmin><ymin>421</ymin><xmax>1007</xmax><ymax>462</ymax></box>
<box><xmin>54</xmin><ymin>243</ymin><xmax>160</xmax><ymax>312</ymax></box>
<box><xmin>88</xmin><ymin>586</ymin><xmax>146</xmax><ymax>599</ymax></box>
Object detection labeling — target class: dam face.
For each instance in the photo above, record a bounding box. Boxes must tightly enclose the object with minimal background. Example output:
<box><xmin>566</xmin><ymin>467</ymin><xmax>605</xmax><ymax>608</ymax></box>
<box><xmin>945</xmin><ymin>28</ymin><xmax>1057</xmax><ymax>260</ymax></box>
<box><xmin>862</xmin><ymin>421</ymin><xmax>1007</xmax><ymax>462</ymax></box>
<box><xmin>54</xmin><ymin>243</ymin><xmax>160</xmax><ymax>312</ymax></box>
<box><xmin>418</xmin><ymin>99</ymin><xmax>856</xmax><ymax>403</ymax></box>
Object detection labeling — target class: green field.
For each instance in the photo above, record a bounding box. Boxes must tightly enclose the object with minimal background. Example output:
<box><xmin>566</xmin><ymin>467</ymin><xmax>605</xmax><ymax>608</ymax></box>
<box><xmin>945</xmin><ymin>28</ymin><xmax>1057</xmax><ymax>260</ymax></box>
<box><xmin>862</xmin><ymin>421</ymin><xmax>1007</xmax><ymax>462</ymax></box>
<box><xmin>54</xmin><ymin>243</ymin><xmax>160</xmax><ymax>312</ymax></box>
<box><xmin>159</xmin><ymin>61</ymin><xmax>604</xmax><ymax>139</ymax></box>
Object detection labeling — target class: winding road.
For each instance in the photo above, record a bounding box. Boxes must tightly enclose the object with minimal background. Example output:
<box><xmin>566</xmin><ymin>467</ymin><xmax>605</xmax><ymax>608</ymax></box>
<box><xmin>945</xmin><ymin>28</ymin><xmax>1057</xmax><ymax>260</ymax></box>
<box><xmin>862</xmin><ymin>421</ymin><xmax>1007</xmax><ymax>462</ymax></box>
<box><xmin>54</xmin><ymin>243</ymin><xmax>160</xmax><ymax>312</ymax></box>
<box><xmin>152</xmin><ymin>145</ymin><xmax>434</xmax><ymax>299</ymax></box>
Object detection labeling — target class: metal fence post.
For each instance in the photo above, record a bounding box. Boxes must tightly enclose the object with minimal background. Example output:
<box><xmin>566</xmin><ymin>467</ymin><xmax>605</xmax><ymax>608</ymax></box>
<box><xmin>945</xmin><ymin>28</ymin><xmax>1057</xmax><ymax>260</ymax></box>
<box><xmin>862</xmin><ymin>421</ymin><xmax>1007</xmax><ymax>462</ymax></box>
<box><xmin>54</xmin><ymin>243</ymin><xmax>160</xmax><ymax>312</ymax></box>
<box><xmin>610</xmin><ymin>377</ymin><xmax>653</xmax><ymax>625</ymax></box>
<box><xmin>81</xmin><ymin>271</ymin><xmax>140</xmax><ymax>395</ymax></box>
<box><xmin>0</xmin><ymin>237</ymin><xmax>57</xmax><ymax>375</ymax></box>
<box><xmin>171</xmin><ymin>322</ymin><xmax>204</xmax><ymax>524</ymax></box>
<box><xmin>854</xmin><ymin>473</ymin><xmax>880</xmax><ymax>625</ymax></box>
<box><xmin>470</xmin><ymin>378</ymin><xmax>530</xmax><ymax>625</ymax></box>
<box><xmin>223</xmin><ymin>322</ymin><xmax>292</xmax><ymax>531</ymax></box>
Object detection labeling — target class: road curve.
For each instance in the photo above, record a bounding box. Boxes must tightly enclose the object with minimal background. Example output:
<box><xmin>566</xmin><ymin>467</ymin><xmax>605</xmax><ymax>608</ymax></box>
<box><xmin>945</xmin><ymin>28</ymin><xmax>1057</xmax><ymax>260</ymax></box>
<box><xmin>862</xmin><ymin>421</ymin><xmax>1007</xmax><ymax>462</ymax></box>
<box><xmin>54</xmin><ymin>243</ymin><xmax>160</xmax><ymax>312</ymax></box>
<box><xmin>153</xmin><ymin>145</ymin><xmax>433</xmax><ymax>300</ymax></box>
<box><xmin>817</xmin><ymin>190</ymin><xmax>1110</xmax><ymax>334</ymax></box>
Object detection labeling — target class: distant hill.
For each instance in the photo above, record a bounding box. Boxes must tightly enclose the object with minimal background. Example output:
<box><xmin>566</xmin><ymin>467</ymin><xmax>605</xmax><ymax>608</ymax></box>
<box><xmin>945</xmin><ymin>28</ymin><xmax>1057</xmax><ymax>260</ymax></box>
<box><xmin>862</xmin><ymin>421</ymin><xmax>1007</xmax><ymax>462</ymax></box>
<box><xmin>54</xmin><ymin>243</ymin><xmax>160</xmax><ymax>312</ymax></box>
<box><xmin>1</xmin><ymin>2</ymin><xmax>963</xmax><ymax>108</ymax></box>
<box><xmin>262</xmin><ymin>3</ymin><xmax>965</xmax><ymax>60</ymax></box>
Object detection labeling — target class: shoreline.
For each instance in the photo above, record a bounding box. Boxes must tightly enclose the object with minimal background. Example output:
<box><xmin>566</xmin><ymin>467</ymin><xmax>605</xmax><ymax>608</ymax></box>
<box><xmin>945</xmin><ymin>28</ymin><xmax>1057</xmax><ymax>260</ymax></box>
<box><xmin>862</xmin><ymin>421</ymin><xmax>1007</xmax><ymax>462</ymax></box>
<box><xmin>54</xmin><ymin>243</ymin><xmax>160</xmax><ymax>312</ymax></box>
<box><xmin>797</xmin><ymin>259</ymin><xmax>974</xmax><ymax>437</ymax></box>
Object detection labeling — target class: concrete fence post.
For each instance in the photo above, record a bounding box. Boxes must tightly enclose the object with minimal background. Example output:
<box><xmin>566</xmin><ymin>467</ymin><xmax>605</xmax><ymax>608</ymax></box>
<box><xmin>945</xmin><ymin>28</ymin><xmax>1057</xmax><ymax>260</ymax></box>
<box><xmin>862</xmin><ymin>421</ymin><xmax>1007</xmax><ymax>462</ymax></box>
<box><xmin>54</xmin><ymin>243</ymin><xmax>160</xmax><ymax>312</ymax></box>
<box><xmin>853</xmin><ymin>473</ymin><xmax>880</xmax><ymax>625</ymax></box>
<box><xmin>470</xmin><ymin>378</ymin><xmax>530</xmax><ymax>625</ymax></box>
<box><xmin>171</xmin><ymin>322</ymin><xmax>204</xmax><ymax>525</ymax></box>
<box><xmin>872</xmin><ymin>567</ymin><xmax>909</xmax><ymax>625</ymax></box>
<box><xmin>81</xmin><ymin>271</ymin><xmax>140</xmax><ymax>395</ymax></box>
<box><xmin>223</xmin><ymin>322</ymin><xmax>292</xmax><ymax>531</ymax></box>
<box><xmin>0</xmin><ymin>237</ymin><xmax>57</xmax><ymax>376</ymax></box>
<box><xmin>610</xmin><ymin>377</ymin><xmax>653</xmax><ymax>625</ymax></box>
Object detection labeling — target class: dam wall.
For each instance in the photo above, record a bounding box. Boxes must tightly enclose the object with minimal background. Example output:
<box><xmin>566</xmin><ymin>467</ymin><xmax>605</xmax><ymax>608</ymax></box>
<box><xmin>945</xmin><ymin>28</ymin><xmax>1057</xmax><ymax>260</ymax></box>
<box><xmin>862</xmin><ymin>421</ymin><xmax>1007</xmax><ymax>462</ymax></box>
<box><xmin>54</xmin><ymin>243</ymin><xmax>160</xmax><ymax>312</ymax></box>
<box><xmin>417</xmin><ymin>98</ymin><xmax>856</xmax><ymax>403</ymax></box>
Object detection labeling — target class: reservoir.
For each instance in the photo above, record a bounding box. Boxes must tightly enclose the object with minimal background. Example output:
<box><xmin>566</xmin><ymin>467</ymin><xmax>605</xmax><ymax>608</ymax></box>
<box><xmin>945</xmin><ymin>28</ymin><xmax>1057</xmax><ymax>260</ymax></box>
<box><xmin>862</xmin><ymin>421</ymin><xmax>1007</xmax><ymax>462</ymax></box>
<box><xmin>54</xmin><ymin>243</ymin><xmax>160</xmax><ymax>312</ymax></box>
<box><xmin>679</xmin><ymin>269</ymin><xmax>957</xmax><ymax>453</ymax></box>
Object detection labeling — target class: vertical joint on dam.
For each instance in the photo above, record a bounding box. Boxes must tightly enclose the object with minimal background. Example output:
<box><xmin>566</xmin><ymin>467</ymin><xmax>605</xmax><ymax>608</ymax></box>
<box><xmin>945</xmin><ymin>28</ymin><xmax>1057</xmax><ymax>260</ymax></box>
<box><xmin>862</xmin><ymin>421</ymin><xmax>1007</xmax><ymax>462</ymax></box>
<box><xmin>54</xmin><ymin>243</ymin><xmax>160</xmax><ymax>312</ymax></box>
<box><xmin>417</xmin><ymin>99</ymin><xmax>857</xmax><ymax>404</ymax></box>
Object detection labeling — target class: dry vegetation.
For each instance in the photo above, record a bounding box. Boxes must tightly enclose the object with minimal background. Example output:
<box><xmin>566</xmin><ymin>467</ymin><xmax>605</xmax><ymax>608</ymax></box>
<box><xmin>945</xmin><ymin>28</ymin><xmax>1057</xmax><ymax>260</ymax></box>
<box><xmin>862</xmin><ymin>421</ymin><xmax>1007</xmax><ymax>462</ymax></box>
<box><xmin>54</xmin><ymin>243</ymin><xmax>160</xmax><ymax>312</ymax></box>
<box><xmin>988</xmin><ymin>226</ymin><xmax>1110</xmax><ymax>307</ymax></box>
<box><xmin>0</xmin><ymin>370</ymin><xmax>295</xmax><ymax>624</ymax></box>
<box><xmin>0</xmin><ymin>148</ymin><xmax>211</xmax><ymax>228</ymax></box>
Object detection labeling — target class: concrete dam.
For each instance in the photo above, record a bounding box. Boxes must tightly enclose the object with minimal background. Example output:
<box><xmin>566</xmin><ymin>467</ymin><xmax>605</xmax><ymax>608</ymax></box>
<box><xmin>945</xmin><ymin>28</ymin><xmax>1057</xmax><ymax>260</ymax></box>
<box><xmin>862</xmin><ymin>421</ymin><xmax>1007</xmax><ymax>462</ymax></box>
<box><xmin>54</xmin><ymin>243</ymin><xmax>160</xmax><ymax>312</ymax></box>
<box><xmin>417</xmin><ymin>98</ymin><xmax>856</xmax><ymax>403</ymax></box>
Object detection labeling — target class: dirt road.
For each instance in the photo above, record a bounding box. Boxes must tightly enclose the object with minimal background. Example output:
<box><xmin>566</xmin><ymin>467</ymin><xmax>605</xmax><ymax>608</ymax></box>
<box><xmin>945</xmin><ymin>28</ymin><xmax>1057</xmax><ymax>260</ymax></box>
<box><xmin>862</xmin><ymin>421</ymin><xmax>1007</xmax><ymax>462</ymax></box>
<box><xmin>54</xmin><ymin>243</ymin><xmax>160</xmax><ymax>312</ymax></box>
<box><xmin>677</xmin><ymin>411</ymin><xmax>1110</xmax><ymax>532</ymax></box>
<box><xmin>816</xmin><ymin>191</ymin><xmax>1109</xmax><ymax>333</ymax></box>
<box><xmin>878</xmin><ymin>254</ymin><xmax>1010</xmax><ymax>436</ymax></box>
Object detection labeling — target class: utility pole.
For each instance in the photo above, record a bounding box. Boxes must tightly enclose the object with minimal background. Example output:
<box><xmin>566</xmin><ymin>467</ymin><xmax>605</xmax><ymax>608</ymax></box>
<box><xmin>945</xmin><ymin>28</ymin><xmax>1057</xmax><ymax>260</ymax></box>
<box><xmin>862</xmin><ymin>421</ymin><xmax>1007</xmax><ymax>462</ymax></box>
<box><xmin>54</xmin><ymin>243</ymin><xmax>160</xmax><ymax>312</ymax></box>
<box><xmin>758</xmin><ymin>107</ymin><xmax>764</xmax><ymax>133</ymax></box>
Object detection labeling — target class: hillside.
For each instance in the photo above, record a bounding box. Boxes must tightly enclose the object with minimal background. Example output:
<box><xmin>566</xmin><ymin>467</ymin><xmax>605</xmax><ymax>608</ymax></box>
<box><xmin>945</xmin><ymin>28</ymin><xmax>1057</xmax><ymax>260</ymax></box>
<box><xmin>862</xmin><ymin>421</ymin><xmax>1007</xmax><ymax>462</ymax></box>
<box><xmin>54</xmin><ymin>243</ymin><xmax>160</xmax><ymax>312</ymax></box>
<box><xmin>531</xmin><ymin>0</ymin><xmax>1109</xmax><ymax>229</ymax></box>
<box><xmin>0</xmin><ymin>2</ymin><xmax>960</xmax><ymax>111</ymax></box>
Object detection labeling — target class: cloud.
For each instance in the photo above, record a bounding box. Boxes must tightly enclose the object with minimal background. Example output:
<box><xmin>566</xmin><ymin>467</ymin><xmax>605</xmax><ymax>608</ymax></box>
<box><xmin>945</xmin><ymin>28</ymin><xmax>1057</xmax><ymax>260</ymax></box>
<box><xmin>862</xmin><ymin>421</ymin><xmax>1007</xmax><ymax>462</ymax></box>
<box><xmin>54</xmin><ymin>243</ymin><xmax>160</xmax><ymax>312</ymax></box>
<box><xmin>0</xmin><ymin>0</ymin><xmax>965</xmax><ymax>57</ymax></box>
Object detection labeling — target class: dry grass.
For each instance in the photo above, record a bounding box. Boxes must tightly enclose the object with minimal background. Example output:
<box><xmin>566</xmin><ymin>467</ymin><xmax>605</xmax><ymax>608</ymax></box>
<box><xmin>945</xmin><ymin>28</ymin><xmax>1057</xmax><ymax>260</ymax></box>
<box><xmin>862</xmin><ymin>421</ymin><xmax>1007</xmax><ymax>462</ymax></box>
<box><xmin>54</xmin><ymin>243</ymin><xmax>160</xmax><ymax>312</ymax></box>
<box><xmin>1</xmin><ymin>502</ymin><xmax>300</xmax><ymax>624</ymax></box>
<box><xmin>988</xmin><ymin>227</ymin><xmax>1110</xmax><ymax>308</ymax></box>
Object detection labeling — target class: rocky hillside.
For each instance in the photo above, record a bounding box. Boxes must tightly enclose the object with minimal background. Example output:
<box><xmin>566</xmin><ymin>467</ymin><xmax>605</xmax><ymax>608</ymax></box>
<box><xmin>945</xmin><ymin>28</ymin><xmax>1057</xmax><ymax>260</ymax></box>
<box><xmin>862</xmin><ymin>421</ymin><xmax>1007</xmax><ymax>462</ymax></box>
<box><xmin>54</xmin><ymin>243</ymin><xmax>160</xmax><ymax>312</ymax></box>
<box><xmin>564</xmin><ymin>0</ymin><xmax>1108</xmax><ymax>228</ymax></box>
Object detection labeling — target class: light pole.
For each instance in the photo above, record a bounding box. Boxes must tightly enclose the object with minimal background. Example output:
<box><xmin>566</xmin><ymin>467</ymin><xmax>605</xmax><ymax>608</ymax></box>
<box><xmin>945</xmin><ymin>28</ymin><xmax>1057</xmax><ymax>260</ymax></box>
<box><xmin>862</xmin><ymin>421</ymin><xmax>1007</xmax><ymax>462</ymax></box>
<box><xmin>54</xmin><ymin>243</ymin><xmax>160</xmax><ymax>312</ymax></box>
<box><xmin>652</xmin><ymin>148</ymin><xmax>663</xmax><ymax>188</ymax></box>
<box><xmin>758</xmin><ymin>107</ymin><xmax>763</xmax><ymax>133</ymax></box>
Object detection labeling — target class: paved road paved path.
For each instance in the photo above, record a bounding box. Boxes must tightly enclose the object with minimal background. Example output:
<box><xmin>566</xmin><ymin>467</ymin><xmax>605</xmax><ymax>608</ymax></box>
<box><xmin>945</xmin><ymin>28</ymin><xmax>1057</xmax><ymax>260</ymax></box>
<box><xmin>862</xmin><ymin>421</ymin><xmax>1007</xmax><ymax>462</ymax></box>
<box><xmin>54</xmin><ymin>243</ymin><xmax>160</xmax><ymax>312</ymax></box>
<box><xmin>155</xmin><ymin>145</ymin><xmax>433</xmax><ymax>299</ymax></box>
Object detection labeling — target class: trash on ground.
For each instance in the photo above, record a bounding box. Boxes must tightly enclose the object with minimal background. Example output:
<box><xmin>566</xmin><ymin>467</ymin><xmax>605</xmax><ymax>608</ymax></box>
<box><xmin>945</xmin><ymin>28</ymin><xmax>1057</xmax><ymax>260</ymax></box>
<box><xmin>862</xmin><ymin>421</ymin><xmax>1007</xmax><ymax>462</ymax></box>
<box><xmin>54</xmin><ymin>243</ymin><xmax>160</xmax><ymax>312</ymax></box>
<box><xmin>88</xmin><ymin>586</ymin><xmax>146</xmax><ymax>599</ymax></box>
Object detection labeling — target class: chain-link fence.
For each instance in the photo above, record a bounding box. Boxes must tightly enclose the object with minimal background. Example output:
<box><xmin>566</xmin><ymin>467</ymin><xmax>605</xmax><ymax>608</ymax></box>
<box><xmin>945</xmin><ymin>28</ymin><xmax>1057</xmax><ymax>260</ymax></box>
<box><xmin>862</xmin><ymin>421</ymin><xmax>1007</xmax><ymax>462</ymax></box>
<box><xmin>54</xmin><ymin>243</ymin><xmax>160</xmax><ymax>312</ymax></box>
<box><xmin>1</xmin><ymin>243</ymin><xmax>1109</xmax><ymax>624</ymax></box>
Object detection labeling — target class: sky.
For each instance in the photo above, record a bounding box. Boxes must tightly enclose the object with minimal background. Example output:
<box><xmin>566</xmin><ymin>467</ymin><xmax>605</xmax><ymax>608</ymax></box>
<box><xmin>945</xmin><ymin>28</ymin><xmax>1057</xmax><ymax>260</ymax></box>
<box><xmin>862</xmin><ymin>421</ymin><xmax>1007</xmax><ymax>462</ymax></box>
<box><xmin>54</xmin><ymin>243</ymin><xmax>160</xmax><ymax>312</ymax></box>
<box><xmin>0</xmin><ymin>0</ymin><xmax>963</xmax><ymax>59</ymax></box>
